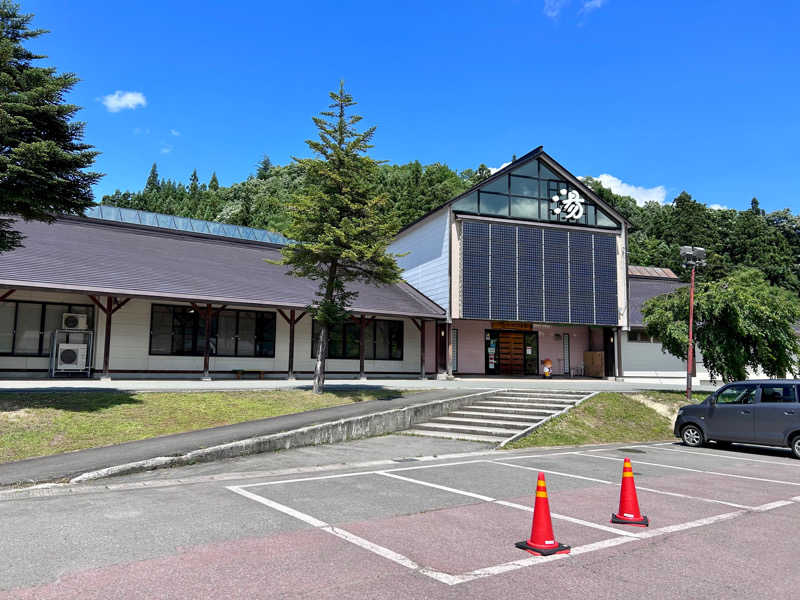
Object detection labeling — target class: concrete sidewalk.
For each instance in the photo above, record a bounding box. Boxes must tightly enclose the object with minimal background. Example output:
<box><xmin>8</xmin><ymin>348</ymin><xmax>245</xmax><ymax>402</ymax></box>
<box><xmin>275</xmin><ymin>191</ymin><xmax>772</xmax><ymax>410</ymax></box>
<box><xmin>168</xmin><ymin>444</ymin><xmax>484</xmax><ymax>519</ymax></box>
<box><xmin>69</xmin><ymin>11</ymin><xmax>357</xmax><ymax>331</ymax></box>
<box><xmin>0</xmin><ymin>376</ymin><xmax>716</xmax><ymax>394</ymax></box>
<box><xmin>0</xmin><ymin>389</ymin><xmax>474</xmax><ymax>487</ymax></box>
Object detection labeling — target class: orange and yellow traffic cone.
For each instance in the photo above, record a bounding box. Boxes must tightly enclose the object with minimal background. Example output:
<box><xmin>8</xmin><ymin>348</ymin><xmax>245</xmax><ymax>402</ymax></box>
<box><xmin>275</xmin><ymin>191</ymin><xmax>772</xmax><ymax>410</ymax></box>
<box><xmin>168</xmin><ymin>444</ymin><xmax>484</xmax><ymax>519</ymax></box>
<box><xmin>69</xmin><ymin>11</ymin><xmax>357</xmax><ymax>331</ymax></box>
<box><xmin>515</xmin><ymin>472</ymin><xmax>571</xmax><ymax>556</ymax></box>
<box><xmin>611</xmin><ymin>457</ymin><xmax>649</xmax><ymax>527</ymax></box>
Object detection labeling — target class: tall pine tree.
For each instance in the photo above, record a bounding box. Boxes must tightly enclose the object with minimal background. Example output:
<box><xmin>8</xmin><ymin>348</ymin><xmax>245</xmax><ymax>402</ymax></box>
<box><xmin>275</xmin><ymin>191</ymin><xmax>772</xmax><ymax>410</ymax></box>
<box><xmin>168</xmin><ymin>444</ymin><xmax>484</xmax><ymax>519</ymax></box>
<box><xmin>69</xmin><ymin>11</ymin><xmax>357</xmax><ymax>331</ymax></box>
<box><xmin>0</xmin><ymin>0</ymin><xmax>101</xmax><ymax>251</ymax></box>
<box><xmin>279</xmin><ymin>82</ymin><xmax>402</xmax><ymax>393</ymax></box>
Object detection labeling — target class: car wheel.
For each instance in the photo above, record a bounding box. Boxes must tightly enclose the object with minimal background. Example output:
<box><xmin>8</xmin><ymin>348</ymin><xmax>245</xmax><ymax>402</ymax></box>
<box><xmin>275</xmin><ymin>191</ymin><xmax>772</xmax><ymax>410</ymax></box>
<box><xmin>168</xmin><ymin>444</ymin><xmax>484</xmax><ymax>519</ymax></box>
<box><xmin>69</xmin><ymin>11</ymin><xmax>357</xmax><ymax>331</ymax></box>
<box><xmin>791</xmin><ymin>436</ymin><xmax>800</xmax><ymax>460</ymax></box>
<box><xmin>681</xmin><ymin>424</ymin><xmax>704</xmax><ymax>447</ymax></box>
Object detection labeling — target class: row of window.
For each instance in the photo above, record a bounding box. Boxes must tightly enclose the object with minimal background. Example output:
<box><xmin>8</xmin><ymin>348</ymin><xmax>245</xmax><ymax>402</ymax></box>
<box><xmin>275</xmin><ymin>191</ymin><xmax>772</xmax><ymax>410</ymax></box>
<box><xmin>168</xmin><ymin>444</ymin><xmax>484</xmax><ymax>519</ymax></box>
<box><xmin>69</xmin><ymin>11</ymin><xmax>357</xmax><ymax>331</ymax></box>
<box><xmin>310</xmin><ymin>319</ymin><xmax>404</xmax><ymax>360</ymax></box>
<box><xmin>627</xmin><ymin>330</ymin><xmax>661</xmax><ymax>344</ymax></box>
<box><xmin>0</xmin><ymin>301</ymin><xmax>407</xmax><ymax>361</ymax></box>
<box><xmin>149</xmin><ymin>304</ymin><xmax>405</xmax><ymax>360</ymax></box>
<box><xmin>0</xmin><ymin>301</ymin><xmax>95</xmax><ymax>356</ymax></box>
<box><xmin>451</xmin><ymin>159</ymin><xmax>619</xmax><ymax>229</ymax></box>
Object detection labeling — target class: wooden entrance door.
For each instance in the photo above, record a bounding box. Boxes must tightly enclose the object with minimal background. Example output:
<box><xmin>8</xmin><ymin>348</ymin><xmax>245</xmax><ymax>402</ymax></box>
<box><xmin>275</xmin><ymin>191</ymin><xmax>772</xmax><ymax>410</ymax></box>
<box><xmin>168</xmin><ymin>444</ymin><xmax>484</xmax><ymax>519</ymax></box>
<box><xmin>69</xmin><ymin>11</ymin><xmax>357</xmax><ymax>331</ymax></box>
<box><xmin>498</xmin><ymin>331</ymin><xmax>524</xmax><ymax>376</ymax></box>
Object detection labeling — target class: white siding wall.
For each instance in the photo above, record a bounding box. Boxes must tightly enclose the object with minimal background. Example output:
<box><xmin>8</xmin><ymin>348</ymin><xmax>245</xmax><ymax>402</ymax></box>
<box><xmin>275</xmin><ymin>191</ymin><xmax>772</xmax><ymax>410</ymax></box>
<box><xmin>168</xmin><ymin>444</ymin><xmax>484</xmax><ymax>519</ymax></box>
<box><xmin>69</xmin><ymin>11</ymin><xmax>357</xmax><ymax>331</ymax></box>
<box><xmin>621</xmin><ymin>332</ymin><xmax>710</xmax><ymax>383</ymax></box>
<box><xmin>389</xmin><ymin>209</ymin><xmax>450</xmax><ymax>315</ymax></box>
<box><xmin>0</xmin><ymin>291</ymin><xmax>423</xmax><ymax>376</ymax></box>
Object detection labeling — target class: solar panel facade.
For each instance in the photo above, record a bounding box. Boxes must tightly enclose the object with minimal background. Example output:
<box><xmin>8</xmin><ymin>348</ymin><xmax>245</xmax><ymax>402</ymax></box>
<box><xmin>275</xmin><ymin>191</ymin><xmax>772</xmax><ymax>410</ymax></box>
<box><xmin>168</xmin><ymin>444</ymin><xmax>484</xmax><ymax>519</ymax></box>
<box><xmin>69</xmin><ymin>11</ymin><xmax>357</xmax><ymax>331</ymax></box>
<box><xmin>489</xmin><ymin>223</ymin><xmax>516</xmax><ymax>319</ymax></box>
<box><xmin>462</xmin><ymin>221</ymin><xmax>490</xmax><ymax>319</ymax></box>
<box><xmin>461</xmin><ymin>221</ymin><xmax>619</xmax><ymax>325</ymax></box>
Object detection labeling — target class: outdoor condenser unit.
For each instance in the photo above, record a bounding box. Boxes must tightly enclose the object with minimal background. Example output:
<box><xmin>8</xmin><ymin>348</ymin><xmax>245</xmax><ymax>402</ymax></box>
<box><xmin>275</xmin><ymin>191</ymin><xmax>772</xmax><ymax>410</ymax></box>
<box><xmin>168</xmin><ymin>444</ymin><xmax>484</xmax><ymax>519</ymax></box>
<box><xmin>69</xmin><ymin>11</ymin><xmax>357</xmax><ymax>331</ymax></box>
<box><xmin>57</xmin><ymin>343</ymin><xmax>88</xmax><ymax>370</ymax></box>
<box><xmin>62</xmin><ymin>313</ymin><xmax>88</xmax><ymax>330</ymax></box>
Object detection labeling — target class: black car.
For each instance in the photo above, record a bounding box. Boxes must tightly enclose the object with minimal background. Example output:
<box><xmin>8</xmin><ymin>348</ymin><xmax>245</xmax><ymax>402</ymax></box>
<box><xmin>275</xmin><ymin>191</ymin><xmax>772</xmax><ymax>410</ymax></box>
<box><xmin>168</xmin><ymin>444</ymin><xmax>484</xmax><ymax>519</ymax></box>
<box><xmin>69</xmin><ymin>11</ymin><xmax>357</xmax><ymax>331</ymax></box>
<box><xmin>674</xmin><ymin>380</ymin><xmax>800</xmax><ymax>459</ymax></box>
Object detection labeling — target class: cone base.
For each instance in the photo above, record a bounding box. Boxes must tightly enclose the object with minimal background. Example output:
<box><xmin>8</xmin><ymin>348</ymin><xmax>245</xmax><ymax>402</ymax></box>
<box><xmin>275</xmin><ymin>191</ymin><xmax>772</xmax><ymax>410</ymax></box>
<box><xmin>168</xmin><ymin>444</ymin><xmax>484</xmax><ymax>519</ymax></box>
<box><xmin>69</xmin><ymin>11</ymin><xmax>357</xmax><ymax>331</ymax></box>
<box><xmin>515</xmin><ymin>540</ymin><xmax>571</xmax><ymax>556</ymax></box>
<box><xmin>611</xmin><ymin>513</ymin><xmax>649</xmax><ymax>527</ymax></box>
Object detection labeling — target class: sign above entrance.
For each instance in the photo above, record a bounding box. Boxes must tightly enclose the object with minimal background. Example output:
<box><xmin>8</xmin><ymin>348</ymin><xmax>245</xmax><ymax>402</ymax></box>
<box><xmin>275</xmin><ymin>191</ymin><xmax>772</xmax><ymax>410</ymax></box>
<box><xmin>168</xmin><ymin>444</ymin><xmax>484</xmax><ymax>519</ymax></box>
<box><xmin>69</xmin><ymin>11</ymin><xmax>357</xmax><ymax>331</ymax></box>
<box><xmin>551</xmin><ymin>189</ymin><xmax>585</xmax><ymax>221</ymax></box>
<box><xmin>491</xmin><ymin>321</ymin><xmax>533</xmax><ymax>331</ymax></box>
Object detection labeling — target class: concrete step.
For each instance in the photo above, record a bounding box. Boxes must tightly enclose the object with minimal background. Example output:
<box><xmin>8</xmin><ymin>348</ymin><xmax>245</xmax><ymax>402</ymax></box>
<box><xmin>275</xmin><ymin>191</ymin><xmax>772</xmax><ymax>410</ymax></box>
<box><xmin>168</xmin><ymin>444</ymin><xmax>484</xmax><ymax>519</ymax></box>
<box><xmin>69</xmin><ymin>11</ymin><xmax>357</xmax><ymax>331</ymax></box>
<box><xmin>491</xmin><ymin>395</ymin><xmax>576</xmax><ymax>405</ymax></box>
<box><xmin>459</xmin><ymin>404</ymin><xmax>561</xmax><ymax>417</ymax></box>
<box><xmin>401</xmin><ymin>429</ymin><xmax>507</xmax><ymax>443</ymax></box>
<box><xmin>414</xmin><ymin>422</ymin><xmax>523</xmax><ymax>437</ymax></box>
<box><xmin>501</xmin><ymin>390</ymin><xmax>586</xmax><ymax>399</ymax></box>
<box><xmin>473</xmin><ymin>400</ymin><xmax>565</xmax><ymax>411</ymax></box>
<box><xmin>450</xmin><ymin>410</ymin><xmax>544</xmax><ymax>424</ymax></box>
<box><xmin>431</xmin><ymin>416</ymin><xmax>530</xmax><ymax>430</ymax></box>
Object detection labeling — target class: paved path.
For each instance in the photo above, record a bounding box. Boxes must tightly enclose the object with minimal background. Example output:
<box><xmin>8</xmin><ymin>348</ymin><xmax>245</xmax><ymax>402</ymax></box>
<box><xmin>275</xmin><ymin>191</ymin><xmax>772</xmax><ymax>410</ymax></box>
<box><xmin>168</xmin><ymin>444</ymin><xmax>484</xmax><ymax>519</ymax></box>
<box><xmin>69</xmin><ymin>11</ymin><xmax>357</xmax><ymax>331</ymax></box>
<box><xmin>1</xmin><ymin>438</ymin><xmax>798</xmax><ymax>598</ymax></box>
<box><xmin>0</xmin><ymin>389</ymin><xmax>470</xmax><ymax>487</ymax></box>
<box><xmin>0</xmin><ymin>377</ymin><xmax>716</xmax><ymax>393</ymax></box>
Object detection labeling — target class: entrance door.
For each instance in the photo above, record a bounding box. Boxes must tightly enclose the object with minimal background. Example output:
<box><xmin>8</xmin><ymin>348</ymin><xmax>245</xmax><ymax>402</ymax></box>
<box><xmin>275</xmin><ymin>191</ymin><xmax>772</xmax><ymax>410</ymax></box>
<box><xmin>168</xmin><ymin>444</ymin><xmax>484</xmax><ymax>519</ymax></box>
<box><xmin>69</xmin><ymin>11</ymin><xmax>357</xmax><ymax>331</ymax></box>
<box><xmin>498</xmin><ymin>331</ymin><xmax>524</xmax><ymax>376</ymax></box>
<box><xmin>485</xmin><ymin>331</ymin><xmax>500</xmax><ymax>375</ymax></box>
<box><xmin>435</xmin><ymin>323</ymin><xmax>447</xmax><ymax>373</ymax></box>
<box><xmin>524</xmin><ymin>332</ymin><xmax>539</xmax><ymax>375</ymax></box>
<box><xmin>603</xmin><ymin>328</ymin><xmax>616</xmax><ymax>377</ymax></box>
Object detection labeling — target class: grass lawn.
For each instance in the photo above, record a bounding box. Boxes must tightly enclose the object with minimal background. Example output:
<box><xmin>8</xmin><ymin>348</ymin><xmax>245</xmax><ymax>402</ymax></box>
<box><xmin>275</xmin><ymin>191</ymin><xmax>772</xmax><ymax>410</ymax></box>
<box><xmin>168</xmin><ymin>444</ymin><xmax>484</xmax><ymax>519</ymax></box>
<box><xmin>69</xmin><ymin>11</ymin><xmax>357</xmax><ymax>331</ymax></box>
<box><xmin>0</xmin><ymin>388</ymin><xmax>404</xmax><ymax>463</ymax></box>
<box><xmin>505</xmin><ymin>392</ymin><xmax>684</xmax><ymax>449</ymax></box>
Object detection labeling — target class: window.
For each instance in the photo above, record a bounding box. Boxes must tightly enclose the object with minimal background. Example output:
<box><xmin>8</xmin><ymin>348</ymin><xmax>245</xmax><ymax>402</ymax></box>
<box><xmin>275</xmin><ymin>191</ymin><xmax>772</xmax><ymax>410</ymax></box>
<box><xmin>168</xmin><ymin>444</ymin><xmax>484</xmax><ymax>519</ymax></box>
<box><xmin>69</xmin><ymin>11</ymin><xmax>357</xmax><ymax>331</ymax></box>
<box><xmin>452</xmin><ymin>328</ymin><xmax>459</xmax><ymax>372</ymax></box>
<box><xmin>312</xmin><ymin>319</ymin><xmax>403</xmax><ymax>360</ymax></box>
<box><xmin>628</xmin><ymin>329</ymin><xmax>656</xmax><ymax>343</ymax></box>
<box><xmin>149</xmin><ymin>304</ymin><xmax>275</xmax><ymax>357</ymax></box>
<box><xmin>759</xmin><ymin>385</ymin><xmax>797</xmax><ymax>403</ymax></box>
<box><xmin>456</xmin><ymin>158</ymin><xmax>621</xmax><ymax>229</ymax></box>
<box><xmin>716</xmin><ymin>384</ymin><xmax>758</xmax><ymax>405</ymax></box>
<box><xmin>0</xmin><ymin>300</ymin><xmax>94</xmax><ymax>356</ymax></box>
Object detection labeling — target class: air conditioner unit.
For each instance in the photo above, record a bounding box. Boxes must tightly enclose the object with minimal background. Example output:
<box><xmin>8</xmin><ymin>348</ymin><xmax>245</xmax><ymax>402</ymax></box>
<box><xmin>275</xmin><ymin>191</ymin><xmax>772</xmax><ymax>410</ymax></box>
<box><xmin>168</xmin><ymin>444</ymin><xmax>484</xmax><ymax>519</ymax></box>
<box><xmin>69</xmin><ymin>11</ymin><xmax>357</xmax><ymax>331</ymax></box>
<box><xmin>62</xmin><ymin>313</ymin><xmax>88</xmax><ymax>330</ymax></box>
<box><xmin>57</xmin><ymin>343</ymin><xmax>88</xmax><ymax>370</ymax></box>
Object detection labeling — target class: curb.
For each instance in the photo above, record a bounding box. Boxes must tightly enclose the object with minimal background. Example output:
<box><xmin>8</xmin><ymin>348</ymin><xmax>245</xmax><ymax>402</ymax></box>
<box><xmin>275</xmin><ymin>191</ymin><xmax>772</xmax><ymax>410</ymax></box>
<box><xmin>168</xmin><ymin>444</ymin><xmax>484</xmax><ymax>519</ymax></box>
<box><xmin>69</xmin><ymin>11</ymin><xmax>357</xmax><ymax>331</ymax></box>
<box><xmin>67</xmin><ymin>389</ymin><xmax>500</xmax><ymax>484</ymax></box>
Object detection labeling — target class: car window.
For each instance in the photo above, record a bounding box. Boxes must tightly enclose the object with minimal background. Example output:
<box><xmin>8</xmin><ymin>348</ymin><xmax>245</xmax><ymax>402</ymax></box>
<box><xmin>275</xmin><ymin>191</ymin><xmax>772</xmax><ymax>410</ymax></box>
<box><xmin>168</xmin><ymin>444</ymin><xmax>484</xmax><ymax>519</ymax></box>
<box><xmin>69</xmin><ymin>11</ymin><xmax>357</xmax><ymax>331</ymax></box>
<box><xmin>760</xmin><ymin>385</ymin><xmax>797</xmax><ymax>403</ymax></box>
<box><xmin>716</xmin><ymin>385</ymin><xmax>758</xmax><ymax>405</ymax></box>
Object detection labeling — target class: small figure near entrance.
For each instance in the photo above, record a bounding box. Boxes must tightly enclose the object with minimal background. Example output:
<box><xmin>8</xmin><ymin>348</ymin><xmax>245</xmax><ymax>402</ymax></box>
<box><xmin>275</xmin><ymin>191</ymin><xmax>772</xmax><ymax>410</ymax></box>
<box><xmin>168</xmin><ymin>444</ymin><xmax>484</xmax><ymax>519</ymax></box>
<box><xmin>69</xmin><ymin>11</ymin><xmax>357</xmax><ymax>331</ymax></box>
<box><xmin>542</xmin><ymin>358</ymin><xmax>553</xmax><ymax>378</ymax></box>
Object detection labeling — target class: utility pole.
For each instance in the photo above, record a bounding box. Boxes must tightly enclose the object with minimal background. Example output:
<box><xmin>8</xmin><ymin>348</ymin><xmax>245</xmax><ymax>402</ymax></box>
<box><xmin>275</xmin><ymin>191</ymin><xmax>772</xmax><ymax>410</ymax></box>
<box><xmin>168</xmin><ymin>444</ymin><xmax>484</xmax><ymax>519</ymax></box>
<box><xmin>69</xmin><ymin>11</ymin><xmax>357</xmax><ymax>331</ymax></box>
<box><xmin>679</xmin><ymin>246</ymin><xmax>707</xmax><ymax>401</ymax></box>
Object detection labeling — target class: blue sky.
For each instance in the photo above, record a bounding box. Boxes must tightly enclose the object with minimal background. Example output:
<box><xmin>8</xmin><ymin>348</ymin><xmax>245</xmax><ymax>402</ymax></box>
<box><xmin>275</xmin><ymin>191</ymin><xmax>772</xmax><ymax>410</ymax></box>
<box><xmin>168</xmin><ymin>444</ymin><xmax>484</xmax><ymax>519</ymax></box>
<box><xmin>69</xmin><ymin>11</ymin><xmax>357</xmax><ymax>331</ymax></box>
<box><xmin>23</xmin><ymin>0</ymin><xmax>800</xmax><ymax>211</ymax></box>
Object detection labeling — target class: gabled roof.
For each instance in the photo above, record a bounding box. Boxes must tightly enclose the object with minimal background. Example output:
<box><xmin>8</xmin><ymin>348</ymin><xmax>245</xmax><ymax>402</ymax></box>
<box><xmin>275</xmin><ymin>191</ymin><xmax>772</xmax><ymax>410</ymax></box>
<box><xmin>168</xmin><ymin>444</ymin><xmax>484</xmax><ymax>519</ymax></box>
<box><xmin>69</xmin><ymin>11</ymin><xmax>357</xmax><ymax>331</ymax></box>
<box><xmin>0</xmin><ymin>216</ymin><xmax>445</xmax><ymax>319</ymax></box>
<box><xmin>398</xmin><ymin>146</ymin><xmax>630</xmax><ymax>234</ymax></box>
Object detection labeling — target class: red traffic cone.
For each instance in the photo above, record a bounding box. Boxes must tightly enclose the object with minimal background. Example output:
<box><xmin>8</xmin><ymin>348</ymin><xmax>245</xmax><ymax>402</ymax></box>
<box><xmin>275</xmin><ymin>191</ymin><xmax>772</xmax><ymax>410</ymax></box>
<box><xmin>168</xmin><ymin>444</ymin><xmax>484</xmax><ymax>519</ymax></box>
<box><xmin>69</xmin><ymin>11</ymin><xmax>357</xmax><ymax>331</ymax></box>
<box><xmin>611</xmin><ymin>457</ymin><xmax>649</xmax><ymax>527</ymax></box>
<box><xmin>515</xmin><ymin>472</ymin><xmax>571</xmax><ymax>556</ymax></box>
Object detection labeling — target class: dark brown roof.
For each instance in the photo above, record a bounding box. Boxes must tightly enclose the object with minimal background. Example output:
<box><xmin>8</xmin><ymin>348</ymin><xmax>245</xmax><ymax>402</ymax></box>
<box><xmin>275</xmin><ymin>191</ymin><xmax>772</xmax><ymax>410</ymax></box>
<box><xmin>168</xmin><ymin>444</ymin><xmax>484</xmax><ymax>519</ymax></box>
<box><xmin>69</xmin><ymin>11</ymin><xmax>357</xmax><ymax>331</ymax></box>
<box><xmin>629</xmin><ymin>277</ymin><xmax>685</xmax><ymax>327</ymax></box>
<box><xmin>628</xmin><ymin>265</ymin><xmax>678</xmax><ymax>279</ymax></box>
<box><xmin>0</xmin><ymin>216</ymin><xmax>445</xmax><ymax>318</ymax></box>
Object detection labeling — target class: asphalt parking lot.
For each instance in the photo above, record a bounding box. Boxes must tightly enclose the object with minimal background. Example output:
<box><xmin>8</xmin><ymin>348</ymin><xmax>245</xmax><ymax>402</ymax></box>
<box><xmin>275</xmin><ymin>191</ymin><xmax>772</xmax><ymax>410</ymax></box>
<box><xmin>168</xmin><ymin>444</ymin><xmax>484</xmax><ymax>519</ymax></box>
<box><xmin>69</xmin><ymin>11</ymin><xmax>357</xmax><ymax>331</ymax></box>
<box><xmin>2</xmin><ymin>440</ymin><xmax>799</xmax><ymax>599</ymax></box>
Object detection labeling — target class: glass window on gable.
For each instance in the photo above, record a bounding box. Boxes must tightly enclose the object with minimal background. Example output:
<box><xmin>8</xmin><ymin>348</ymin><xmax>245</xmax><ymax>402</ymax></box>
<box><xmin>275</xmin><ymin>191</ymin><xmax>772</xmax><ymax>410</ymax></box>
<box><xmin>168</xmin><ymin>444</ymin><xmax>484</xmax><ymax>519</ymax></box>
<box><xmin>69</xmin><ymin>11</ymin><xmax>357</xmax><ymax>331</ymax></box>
<box><xmin>479</xmin><ymin>192</ymin><xmax>509</xmax><ymax>216</ymax></box>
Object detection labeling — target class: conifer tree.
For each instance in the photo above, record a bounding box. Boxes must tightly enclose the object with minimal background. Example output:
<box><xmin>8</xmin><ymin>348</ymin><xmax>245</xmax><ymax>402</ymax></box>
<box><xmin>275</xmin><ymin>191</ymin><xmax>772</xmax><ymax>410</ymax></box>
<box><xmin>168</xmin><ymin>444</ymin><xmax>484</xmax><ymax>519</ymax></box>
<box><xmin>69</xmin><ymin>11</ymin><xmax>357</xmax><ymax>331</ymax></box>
<box><xmin>145</xmin><ymin>163</ymin><xmax>159</xmax><ymax>192</ymax></box>
<box><xmin>279</xmin><ymin>82</ymin><xmax>402</xmax><ymax>393</ymax></box>
<box><xmin>208</xmin><ymin>172</ymin><xmax>219</xmax><ymax>191</ymax></box>
<box><xmin>0</xmin><ymin>0</ymin><xmax>101</xmax><ymax>251</ymax></box>
<box><xmin>189</xmin><ymin>169</ymin><xmax>199</xmax><ymax>196</ymax></box>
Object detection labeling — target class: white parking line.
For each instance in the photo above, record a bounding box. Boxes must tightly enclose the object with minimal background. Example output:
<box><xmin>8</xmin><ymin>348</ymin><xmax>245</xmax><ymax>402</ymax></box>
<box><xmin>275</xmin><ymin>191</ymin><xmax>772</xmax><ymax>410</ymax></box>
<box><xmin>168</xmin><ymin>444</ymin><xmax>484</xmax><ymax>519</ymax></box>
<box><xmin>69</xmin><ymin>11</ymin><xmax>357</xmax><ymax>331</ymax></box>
<box><xmin>491</xmin><ymin>460</ymin><xmax>753</xmax><ymax>509</ymax></box>
<box><xmin>228</xmin><ymin>464</ymin><xmax>799</xmax><ymax>586</ymax></box>
<box><xmin>644</xmin><ymin>445</ymin><xmax>800</xmax><ymax>468</ymax></box>
<box><xmin>575</xmin><ymin>452</ymin><xmax>800</xmax><ymax>487</ymax></box>
<box><xmin>378</xmin><ymin>470</ymin><xmax>642</xmax><ymax>538</ymax></box>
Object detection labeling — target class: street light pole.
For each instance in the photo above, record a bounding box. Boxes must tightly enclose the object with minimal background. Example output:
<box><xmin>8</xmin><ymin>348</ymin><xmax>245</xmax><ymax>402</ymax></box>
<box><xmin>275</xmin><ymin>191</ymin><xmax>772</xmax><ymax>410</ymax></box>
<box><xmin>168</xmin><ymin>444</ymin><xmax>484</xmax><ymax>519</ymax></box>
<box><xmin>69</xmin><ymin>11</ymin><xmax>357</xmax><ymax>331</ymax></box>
<box><xmin>680</xmin><ymin>246</ymin><xmax>706</xmax><ymax>401</ymax></box>
<box><xmin>686</xmin><ymin>263</ymin><xmax>696</xmax><ymax>401</ymax></box>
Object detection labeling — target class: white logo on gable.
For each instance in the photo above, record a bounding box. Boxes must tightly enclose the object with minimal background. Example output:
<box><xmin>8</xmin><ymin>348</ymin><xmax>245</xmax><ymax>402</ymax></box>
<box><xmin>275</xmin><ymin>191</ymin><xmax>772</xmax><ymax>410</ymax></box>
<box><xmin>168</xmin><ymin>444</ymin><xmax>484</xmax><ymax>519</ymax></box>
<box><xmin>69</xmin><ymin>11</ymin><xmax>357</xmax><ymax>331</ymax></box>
<box><xmin>551</xmin><ymin>188</ymin><xmax>585</xmax><ymax>221</ymax></box>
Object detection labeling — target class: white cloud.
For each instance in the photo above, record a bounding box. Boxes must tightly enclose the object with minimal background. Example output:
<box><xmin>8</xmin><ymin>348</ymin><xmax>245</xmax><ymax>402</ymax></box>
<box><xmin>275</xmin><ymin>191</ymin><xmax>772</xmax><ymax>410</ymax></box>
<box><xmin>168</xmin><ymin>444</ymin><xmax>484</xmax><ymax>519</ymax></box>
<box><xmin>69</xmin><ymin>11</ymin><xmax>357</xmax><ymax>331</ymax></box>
<box><xmin>101</xmin><ymin>91</ymin><xmax>147</xmax><ymax>113</ymax></box>
<box><xmin>580</xmin><ymin>0</ymin><xmax>606</xmax><ymax>13</ymax></box>
<box><xmin>593</xmin><ymin>174</ymin><xmax>667</xmax><ymax>206</ymax></box>
<box><xmin>160</xmin><ymin>145</ymin><xmax>173</xmax><ymax>154</ymax></box>
<box><xmin>543</xmin><ymin>0</ymin><xmax>569</xmax><ymax>18</ymax></box>
<box><xmin>170</xmin><ymin>129</ymin><xmax>181</xmax><ymax>137</ymax></box>
<box><xmin>709</xmin><ymin>203</ymin><xmax>729</xmax><ymax>210</ymax></box>
<box><xmin>489</xmin><ymin>162</ymin><xmax>511</xmax><ymax>174</ymax></box>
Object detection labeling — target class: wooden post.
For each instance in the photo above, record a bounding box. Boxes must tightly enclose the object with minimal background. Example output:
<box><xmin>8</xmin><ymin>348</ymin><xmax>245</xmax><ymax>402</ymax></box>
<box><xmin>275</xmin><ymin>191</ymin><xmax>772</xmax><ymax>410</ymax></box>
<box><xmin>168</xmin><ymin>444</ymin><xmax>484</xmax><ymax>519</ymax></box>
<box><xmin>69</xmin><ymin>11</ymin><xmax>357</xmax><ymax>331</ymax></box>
<box><xmin>359</xmin><ymin>314</ymin><xmax>366</xmax><ymax>380</ymax></box>
<box><xmin>88</xmin><ymin>295</ymin><xmax>131</xmax><ymax>379</ymax></box>
<box><xmin>278</xmin><ymin>309</ymin><xmax>306</xmax><ymax>381</ymax></box>
<box><xmin>412</xmin><ymin>318</ymin><xmax>426</xmax><ymax>380</ymax></box>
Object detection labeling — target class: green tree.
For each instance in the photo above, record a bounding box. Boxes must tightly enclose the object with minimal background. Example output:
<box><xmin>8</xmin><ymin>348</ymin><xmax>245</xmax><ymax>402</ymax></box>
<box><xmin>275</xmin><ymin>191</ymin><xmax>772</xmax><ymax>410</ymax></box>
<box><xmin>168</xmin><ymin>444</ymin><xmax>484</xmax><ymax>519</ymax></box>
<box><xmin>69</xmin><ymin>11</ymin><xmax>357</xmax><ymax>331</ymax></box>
<box><xmin>642</xmin><ymin>268</ymin><xmax>800</xmax><ymax>383</ymax></box>
<box><xmin>145</xmin><ymin>163</ymin><xmax>160</xmax><ymax>192</ymax></box>
<box><xmin>208</xmin><ymin>172</ymin><xmax>219</xmax><ymax>191</ymax></box>
<box><xmin>0</xmin><ymin>0</ymin><xmax>101</xmax><ymax>251</ymax></box>
<box><xmin>256</xmin><ymin>155</ymin><xmax>272</xmax><ymax>180</ymax></box>
<box><xmin>279</xmin><ymin>82</ymin><xmax>402</xmax><ymax>393</ymax></box>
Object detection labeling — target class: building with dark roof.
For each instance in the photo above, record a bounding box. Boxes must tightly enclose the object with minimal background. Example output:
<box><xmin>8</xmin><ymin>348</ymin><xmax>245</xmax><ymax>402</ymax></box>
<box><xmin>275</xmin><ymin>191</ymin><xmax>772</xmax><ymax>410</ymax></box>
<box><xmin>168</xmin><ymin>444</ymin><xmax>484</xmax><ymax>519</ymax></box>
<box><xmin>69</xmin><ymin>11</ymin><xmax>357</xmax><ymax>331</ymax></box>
<box><xmin>0</xmin><ymin>147</ymin><xmax>708</xmax><ymax>382</ymax></box>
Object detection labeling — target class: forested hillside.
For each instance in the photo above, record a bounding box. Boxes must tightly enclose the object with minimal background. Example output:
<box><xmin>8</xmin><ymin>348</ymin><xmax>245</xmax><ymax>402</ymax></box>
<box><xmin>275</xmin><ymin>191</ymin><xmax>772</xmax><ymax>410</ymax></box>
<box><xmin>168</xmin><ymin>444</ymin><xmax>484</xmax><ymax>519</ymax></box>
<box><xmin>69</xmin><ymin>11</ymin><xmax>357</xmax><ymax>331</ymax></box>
<box><xmin>102</xmin><ymin>158</ymin><xmax>800</xmax><ymax>292</ymax></box>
